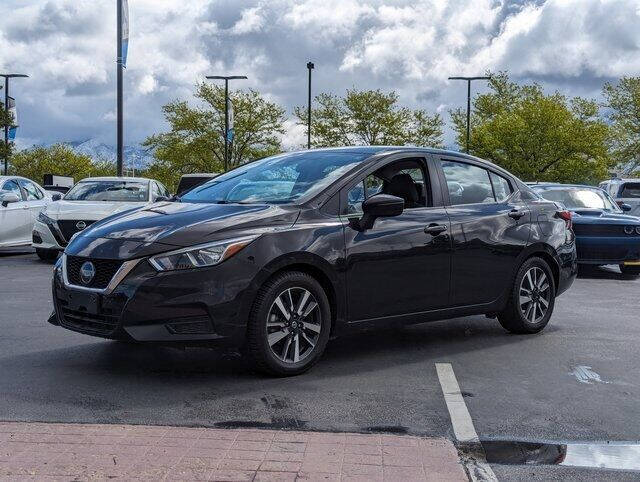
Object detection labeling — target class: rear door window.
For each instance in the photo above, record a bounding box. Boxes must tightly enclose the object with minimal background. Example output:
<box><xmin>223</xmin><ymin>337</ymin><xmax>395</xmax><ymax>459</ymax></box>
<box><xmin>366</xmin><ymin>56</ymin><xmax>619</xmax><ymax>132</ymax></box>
<box><xmin>441</xmin><ymin>160</ymin><xmax>495</xmax><ymax>205</ymax></box>
<box><xmin>489</xmin><ymin>172</ymin><xmax>512</xmax><ymax>202</ymax></box>
<box><xmin>18</xmin><ymin>179</ymin><xmax>44</xmax><ymax>200</ymax></box>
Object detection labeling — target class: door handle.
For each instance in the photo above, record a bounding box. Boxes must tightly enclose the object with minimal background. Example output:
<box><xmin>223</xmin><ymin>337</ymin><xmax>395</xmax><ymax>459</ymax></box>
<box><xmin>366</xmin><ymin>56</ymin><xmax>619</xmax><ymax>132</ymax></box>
<box><xmin>424</xmin><ymin>224</ymin><xmax>448</xmax><ymax>235</ymax></box>
<box><xmin>508</xmin><ymin>209</ymin><xmax>526</xmax><ymax>220</ymax></box>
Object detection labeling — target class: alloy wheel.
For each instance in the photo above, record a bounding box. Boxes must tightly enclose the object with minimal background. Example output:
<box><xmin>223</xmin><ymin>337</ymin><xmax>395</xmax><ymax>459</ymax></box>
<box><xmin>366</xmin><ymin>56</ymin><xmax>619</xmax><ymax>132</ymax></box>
<box><xmin>519</xmin><ymin>267</ymin><xmax>551</xmax><ymax>324</ymax></box>
<box><xmin>266</xmin><ymin>287</ymin><xmax>322</xmax><ymax>364</ymax></box>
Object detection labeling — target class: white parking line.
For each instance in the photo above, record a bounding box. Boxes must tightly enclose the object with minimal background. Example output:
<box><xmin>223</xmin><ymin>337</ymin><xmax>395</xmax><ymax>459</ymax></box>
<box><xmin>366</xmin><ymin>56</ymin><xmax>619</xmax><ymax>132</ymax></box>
<box><xmin>436</xmin><ymin>362</ymin><xmax>498</xmax><ymax>482</ymax></box>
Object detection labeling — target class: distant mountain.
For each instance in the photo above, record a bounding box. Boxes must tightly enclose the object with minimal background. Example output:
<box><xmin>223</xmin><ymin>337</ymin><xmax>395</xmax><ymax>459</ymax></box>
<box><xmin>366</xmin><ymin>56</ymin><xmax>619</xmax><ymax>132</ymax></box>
<box><xmin>65</xmin><ymin>138</ymin><xmax>155</xmax><ymax>169</ymax></box>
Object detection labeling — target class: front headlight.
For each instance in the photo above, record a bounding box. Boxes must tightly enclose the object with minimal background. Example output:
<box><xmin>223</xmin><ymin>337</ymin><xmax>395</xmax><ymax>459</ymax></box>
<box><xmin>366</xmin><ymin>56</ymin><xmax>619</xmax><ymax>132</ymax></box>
<box><xmin>38</xmin><ymin>211</ymin><xmax>55</xmax><ymax>224</ymax></box>
<box><xmin>148</xmin><ymin>235</ymin><xmax>260</xmax><ymax>271</ymax></box>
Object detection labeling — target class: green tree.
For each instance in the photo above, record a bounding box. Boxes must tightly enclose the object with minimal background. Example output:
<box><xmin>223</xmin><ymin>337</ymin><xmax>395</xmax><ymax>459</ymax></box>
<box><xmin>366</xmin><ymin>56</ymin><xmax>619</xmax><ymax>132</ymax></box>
<box><xmin>143</xmin><ymin>83</ymin><xmax>286</xmax><ymax>190</ymax></box>
<box><xmin>603</xmin><ymin>76</ymin><xmax>640</xmax><ymax>175</ymax></box>
<box><xmin>0</xmin><ymin>99</ymin><xmax>14</xmax><ymax>163</ymax></box>
<box><xmin>294</xmin><ymin>88</ymin><xmax>443</xmax><ymax>148</ymax></box>
<box><xmin>9</xmin><ymin>144</ymin><xmax>113</xmax><ymax>183</ymax></box>
<box><xmin>451</xmin><ymin>72</ymin><xmax>612</xmax><ymax>184</ymax></box>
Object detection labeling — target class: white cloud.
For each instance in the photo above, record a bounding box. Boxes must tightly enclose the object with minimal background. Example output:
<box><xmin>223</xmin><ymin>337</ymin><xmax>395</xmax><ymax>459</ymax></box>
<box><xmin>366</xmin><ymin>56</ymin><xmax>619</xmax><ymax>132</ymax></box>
<box><xmin>231</xmin><ymin>6</ymin><xmax>266</xmax><ymax>35</ymax></box>
<box><xmin>2</xmin><ymin>0</ymin><xmax>640</xmax><ymax>150</ymax></box>
<box><xmin>138</xmin><ymin>74</ymin><xmax>158</xmax><ymax>95</ymax></box>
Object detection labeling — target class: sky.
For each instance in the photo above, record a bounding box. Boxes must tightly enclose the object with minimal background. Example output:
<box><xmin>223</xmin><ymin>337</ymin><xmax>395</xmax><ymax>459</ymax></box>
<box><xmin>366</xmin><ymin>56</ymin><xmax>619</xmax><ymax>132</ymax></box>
<box><xmin>1</xmin><ymin>0</ymin><xmax>640</xmax><ymax>152</ymax></box>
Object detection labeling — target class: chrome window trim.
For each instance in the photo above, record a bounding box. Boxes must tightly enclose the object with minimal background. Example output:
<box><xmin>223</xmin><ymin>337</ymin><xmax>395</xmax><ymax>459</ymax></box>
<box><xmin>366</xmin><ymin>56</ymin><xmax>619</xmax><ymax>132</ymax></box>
<box><xmin>61</xmin><ymin>253</ymin><xmax>141</xmax><ymax>294</ymax></box>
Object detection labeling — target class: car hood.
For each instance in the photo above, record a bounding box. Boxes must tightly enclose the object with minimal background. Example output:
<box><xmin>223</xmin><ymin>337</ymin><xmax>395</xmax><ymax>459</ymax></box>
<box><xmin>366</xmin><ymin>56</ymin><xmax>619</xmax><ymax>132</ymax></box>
<box><xmin>571</xmin><ymin>209</ymin><xmax>640</xmax><ymax>225</ymax></box>
<box><xmin>44</xmin><ymin>200</ymin><xmax>147</xmax><ymax>220</ymax></box>
<box><xmin>76</xmin><ymin>201</ymin><xmax>300</xmax><ymax>248</ymax></box>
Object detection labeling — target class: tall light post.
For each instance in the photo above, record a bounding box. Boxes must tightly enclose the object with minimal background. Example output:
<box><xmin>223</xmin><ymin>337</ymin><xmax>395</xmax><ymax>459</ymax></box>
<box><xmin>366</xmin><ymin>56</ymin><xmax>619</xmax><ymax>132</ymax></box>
<box><xmin>448</xmin><ymin>76</ymin><xmax>491</xmax><ymax>153</ymax></box>
<box><xmin>116</xmin><ymin>0</ymin><xmax>129</xmax><ymax>176</ymax></box>
<box><xmin>1</xmin><ymin>73</ymin><xmax>28</xmax><ymax>175</ymax></box>
<box><xmin>116</xmin><ymin>0</ymin><xmax>123</xmax><ymax>176</ymax></box>
<box><xmin>306</xmin><ymin>62</ymin><xmax>314</xmax><ymax>149</ymax></box>
<box><xmin>205</xmin><ymin>75</ymin><xmax>248</xmax><ymax>172</ymax></box>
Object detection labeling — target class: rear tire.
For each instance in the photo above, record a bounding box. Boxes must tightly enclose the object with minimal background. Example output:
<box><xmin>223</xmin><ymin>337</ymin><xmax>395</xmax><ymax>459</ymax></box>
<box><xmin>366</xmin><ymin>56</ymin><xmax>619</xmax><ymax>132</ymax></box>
<box><xmin>245</xmin><ymin>271</ymin><xmax>331</xmax><ymax>376</ymax></box>
<box><xmin>36</xmin><ymin>248</ymin><xmax>59</xmax><ymax>262</ymax></box>
<box><xmin>498</xmin><ymin>257</ymin><xmax>556</xmax><ymax>334</ymax></box>
<box><xmin>619</xmin><ymin>264</ymin><xmax>640</xmax><ymax>277</ymax></box>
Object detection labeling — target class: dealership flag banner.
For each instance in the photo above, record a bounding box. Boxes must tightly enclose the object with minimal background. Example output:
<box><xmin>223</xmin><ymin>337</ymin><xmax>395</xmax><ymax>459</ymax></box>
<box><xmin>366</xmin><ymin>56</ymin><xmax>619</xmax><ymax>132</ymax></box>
<box><xmin>121</xmin><ymin>0</ymin><xmax>129</xmax><ymax>67</ymax></box>
<box><xmin>8</xmin><ymin>96</ymin><xmax>17</xmax><ymax>141</ymax></box>
<box><xmin>227</xmin><ymin>97</ymin><xmax>234</xmax><ymax>142</ymax></box>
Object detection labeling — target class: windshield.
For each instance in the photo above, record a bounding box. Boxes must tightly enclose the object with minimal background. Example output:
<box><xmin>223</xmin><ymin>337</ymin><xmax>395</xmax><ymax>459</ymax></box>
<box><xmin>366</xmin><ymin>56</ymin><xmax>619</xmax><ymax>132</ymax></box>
<box><xmin>180</xmin><ymin>151</ymin><xmax>372</xmax><ymax>204</ymax></box>
<box><xmin>535</xmin><ymin>187</ymin><xmax>621</xmax><ymax>212</ymax></box>
<box><xmin>64</xmin><ymin>181</ymin><xmax>149</xmax><ymax>202</ymax></box>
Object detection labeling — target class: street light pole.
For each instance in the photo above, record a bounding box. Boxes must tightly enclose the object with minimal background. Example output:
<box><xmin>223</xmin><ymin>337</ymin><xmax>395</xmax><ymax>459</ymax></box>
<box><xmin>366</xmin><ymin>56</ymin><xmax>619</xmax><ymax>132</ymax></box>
<box><xmin>448</xmin><ymin>76</ymin><xmax>491</xmax><ymax>153</ymax></box>
<box><xmin>116</xmin><ymin>0</ymin><xmax>124</xmax><ymax>176</ymax></box>
<box><xmin>306</xmin><ymin>62</ymin><xmax>314</xmax><ymax>149</ymax></box>
<box><xmin>205</xmin><ymin>75</ymin><xmax>248</xmax><ymax>172</ymax></box>
<box><xmin>1</xmin><ymin>73</ymin><xmax>28</xmax><ymax>175</ymax></box>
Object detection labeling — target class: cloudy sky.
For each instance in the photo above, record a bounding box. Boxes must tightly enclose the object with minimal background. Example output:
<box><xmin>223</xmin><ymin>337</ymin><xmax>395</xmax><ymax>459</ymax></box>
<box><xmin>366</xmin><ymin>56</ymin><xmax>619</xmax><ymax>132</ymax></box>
<box><xmin>1</xmin><ymin>0</ymin><xmax>640</xmax><ymax>152</ymax></box>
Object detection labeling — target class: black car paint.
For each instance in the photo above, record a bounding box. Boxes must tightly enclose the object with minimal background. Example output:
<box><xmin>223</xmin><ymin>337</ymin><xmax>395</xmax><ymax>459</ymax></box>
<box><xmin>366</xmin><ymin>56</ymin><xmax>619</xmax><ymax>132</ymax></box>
<box><xmin>51</xmin><ymin>147</ymin><xmax>577</xmax><ymax>345</ymax></box>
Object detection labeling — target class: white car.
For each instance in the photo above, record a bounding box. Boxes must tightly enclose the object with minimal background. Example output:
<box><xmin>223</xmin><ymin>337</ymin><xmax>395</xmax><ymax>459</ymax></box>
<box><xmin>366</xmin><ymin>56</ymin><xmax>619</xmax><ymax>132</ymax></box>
<box><xmin>0</xmin><ymin>176</ymin><xmax>52</xmax><ymax>250</ymax></box>
<box><xmin>32</xmin><ymin>176</ymin><xmax>170</xmax><ymax>261</ymax></box>
<box><xmin>599</xmin><ymin>178</ymin><xmax>640</xmax><ymax>216</ymax></box>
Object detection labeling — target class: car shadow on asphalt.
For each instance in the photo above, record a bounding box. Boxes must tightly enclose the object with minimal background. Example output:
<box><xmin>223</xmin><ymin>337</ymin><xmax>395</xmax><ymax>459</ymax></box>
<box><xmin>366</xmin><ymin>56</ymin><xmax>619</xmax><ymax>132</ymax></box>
<box><xmin>2</xmin><ymin>316</ymin><xmax>557</xmax><ymax>385</ymax></box>
<box><xmin>577</xmin><ymin>265</ymin><xmax>638</xmax><ymax>281</ymax></box>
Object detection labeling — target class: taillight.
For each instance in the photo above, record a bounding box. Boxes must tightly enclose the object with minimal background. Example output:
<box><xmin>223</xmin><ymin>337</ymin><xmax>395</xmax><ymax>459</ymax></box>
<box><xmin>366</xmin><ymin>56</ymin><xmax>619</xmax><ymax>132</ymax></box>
<box><xmin>557</xmin><ymin>210</ymin><xmax>572</xmax><ymax>230</ymax></box>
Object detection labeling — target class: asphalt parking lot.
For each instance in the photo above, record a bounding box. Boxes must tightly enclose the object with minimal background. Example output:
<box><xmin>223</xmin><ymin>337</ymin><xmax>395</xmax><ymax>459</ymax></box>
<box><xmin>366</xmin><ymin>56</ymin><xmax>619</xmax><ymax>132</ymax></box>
<box><xmin>1</xmin><ymin>251</ymin><xmax>639</xmax><ymax>480</ymax></box>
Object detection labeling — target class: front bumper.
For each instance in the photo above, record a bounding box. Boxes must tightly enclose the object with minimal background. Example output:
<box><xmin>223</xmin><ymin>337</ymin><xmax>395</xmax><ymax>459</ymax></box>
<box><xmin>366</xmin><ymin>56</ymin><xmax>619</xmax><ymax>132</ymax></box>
<box><xmin>51</xmin><ymin>250</ymin><xmax>262</xmax><ymax>345</ymax></box>
<box><xmin>576</xmin><ymin>236</ymin><xmax>640</xmax><ymax>265</ymax></box>
<box><xmin>32</xmin><ymin>219</ymin><xmax>65</xmax><ymax>251</ymax></box>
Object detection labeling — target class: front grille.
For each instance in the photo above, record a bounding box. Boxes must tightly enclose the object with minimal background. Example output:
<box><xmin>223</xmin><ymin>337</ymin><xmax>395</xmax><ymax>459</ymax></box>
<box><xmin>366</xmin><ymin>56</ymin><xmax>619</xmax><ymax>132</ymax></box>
<box><xmin>66</xmin><ymin>256</ymin><xmax>124</xmax><ymax>290</ymax></box>
<box><xmin>57</xmin><ymin>220</ymin><xmax>95</xmax><ymax>242</ymax></box>
<box><xmin>573</xmin><ymin>224</ymin><xmax>635</xmax><ymax>236</ymax></box>
<box><xmin>577</xmin><ymin>244</ymin><xmax>631</xmax><ymax>261</ymax></box>
<box><xmin>59</xmin><ymin>307</ymin><xmax>119</xmax><ymax>336</ymax></box>
<box><xmin>574</xmin><ymin>224</ymin><xmax>621</xmax><ymax>236</ymax></box>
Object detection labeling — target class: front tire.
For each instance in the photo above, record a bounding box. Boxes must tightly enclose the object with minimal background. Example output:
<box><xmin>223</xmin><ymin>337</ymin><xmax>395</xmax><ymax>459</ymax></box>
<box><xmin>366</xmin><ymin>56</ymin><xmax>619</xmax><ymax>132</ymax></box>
<box><xmin>498</xmin><ymin>257</ymin><xmax>556</xmax><ymax>334</ymax></box>
<box><xmin>36</xmin><ymin>248</ymin><xmax>59</xmax><ymax>262</ymax></box>
<box><xmin>245</xmin><ymin>271</ymin><xmax>331</xmax><ymax>376</ymax></box>
<box><xmin>619</xmin><ymin>264</ymin><xmax>640</xmax><ymax>277</ymax></box>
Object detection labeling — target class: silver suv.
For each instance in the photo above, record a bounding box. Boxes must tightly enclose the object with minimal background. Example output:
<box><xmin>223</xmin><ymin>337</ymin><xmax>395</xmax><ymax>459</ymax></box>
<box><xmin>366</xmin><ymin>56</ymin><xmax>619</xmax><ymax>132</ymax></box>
<box><xmin>599</xmin><ymin>178</ymin><xmax>640</xmax><ymax>216</ymax></box>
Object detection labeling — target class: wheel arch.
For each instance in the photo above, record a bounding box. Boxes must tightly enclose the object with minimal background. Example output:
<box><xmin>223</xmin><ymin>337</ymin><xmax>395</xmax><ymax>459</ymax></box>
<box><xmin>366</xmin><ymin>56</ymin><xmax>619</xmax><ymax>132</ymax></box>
<box><xmin>252</xmin><ymin>252</ymin><xmax>344</xmax><ymax>335</ymax></box>
<box><xmin>519</xmin><ymin>243</ymin><xmax>561</xmax><ymax>294</ymax></box>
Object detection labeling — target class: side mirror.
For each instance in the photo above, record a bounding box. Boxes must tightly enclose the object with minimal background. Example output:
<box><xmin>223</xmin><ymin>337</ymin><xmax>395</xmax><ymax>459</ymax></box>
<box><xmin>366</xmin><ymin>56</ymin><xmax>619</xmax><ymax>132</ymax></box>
<box><xmin>351</xmin><ymin>194</ymin><xmax>404</xmax><ymax>231</ymax></box>
<box><xmin>0</xmin><ymin>192</ymin><xmax>21</xmax><ymax>207</ymax></box>
<box><xmin>154</xmin><ymin>196</ymin><xmax>169</xmax><ymax>202</ymax></box>
<box><xmin>620</xmin><ymin>203</ymin><xmax>632</xmax><ymax>212</ymax></box>
<box><xmin>51</xmin><ymin>193</ymin><xmax>62</xmax><ymax>201</ymax></box>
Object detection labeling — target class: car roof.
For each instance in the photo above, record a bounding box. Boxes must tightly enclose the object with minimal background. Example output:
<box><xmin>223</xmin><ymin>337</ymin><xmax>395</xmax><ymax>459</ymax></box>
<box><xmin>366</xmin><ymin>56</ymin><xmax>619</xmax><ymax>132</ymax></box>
<box><xmin>285</xmin><ymin>146</ymin><xmax>509</xmax><ymax>174</ymax></box>
<box><xmin>77</xmin><ymin>176</ymin><xmax>152</xmax><ymax>183</ymax></box>
<box><xmin>294</xmin><ymin>145</ymin><xmax>488</xmax><ymax>159</ymax></box>
<box><xmin>606</xmin><ymin>178</ymin><xmax>640</xmax><ymax>183</ymax></box>
<box><xmin>529</xmin><ymin>183</ymin><xmax>603</xmax><ymax>190</ymax></box>
<box><xmin>0</xmin><ymin>175</ymin><xmax>43</xmax><ymax>185</ymax></box>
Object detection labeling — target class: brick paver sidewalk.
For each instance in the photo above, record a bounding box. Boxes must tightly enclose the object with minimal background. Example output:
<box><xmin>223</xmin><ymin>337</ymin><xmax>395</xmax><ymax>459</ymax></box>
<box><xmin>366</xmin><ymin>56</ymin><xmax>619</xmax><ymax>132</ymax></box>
<box><xmin>0</xmin><ymin>422</ymin><xmax>467</xmax><ymax>481</ymax></box>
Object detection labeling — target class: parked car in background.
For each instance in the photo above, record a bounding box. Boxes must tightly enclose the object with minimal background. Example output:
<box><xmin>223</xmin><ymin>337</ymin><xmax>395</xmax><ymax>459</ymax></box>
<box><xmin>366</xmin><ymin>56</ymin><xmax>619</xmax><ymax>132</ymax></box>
<box><xmin>176</xmin><ymin>173</ymin><xmax>219</xmax><ymax>196</ymax></box>
<box><xmin>0</xmin><ymin>176</ymin><xmax>52</xmax><ymax>250</ymax></box>
<box><xmin>598</xmin><ymin>178</ymin><xmax>640</xmax><ymax>216</ymax></box>
<box><xmin>49</xmin><ymin>147</ymin><xmax>576</xmax><ymax>376</ymax></box>
<box><xmin>531</xmin><ymin>183</ymin><xmax>640</xmax><ymax>276</ymax></box>
<box><xmin>32</xmin><ymin>177</ymin><xmax>170</xmax><ymax>261</ymax></box>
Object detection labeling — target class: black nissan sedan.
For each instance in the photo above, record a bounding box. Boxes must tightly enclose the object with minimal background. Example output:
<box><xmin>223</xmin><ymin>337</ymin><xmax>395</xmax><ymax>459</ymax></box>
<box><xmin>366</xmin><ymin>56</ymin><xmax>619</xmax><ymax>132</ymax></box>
<box><xmin>50</xmin><ymin>147</ymin><xmax>577</xmax><ymax>375</ymax></box>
